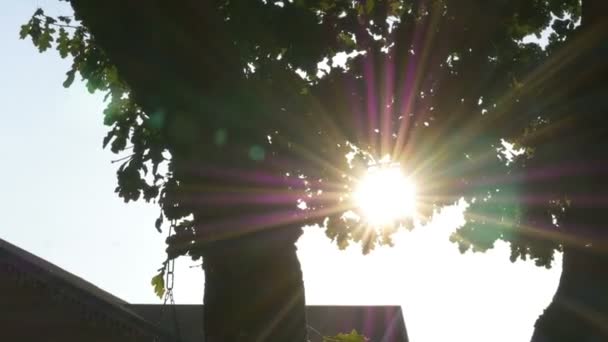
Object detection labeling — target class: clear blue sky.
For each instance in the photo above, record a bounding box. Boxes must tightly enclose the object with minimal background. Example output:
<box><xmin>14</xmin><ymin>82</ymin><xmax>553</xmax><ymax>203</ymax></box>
<box><xmin>0</xmin><ymin>2</ymin><xmax>562</xmax><ymax>341</ymax></box>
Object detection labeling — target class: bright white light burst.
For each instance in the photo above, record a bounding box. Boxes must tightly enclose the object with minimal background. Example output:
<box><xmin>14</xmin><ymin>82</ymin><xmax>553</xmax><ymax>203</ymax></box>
<box><xmin>354</xmin><ymin>165</ymin><xmax>416</xmax><ymax>226</ymax></box>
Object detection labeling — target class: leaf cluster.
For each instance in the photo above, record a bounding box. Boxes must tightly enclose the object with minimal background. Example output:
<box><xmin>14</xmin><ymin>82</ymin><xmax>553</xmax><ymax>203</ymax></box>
<box><xmin>20</xmin><ymin>7</ymin><xmax>178</xmax><ymax>219</ymax></box>
<box><xmin>323</xmin><ymin>329</ymin><xmax>368</xmax><ymax>342</ymax></box>
<box><xmin>22</xmin><ymin>0</ymin><xmax>587</xmax><ymax>268</ymax></box>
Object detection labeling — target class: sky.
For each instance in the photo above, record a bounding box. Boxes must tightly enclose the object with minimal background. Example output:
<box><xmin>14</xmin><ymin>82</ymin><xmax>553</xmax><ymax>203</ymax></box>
<box><xmin>0</xmin><ymin>2</ymin><xmax>562</xmax><ymax>342</ymax></box>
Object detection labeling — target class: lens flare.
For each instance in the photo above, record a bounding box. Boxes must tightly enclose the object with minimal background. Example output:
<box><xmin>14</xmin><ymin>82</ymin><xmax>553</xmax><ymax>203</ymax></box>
<box><xmin>354</xmin><ymin>164</ymin><xmax>416</xmax><ymax>226</ymax></box>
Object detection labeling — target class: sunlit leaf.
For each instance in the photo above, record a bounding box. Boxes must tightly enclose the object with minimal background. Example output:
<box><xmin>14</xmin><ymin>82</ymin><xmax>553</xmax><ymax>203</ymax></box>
<box><xmin>150</xmin><ymin>272</ymin><xmax>165</xmax><ymax>299</ymax></box>
<box><xmin>324</xmin><ymin>329</ymin><xmax>368</xmax><ymax>342</ymax></box>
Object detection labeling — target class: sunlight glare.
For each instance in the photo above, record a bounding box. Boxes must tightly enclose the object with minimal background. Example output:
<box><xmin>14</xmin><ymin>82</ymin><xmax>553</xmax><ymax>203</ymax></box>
<box><xmin>354</xmin><ymin>164</ymin><xmax>416</xmax><ymax>226</ymax></box>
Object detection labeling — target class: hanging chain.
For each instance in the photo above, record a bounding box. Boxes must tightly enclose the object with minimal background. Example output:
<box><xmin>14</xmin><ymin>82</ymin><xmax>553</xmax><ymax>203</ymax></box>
<box><xmin>163</xmin><ymin>256</ymin><xmax>175</xmax><ymax>306</ymax></box>
<box><xmin>158</xmin><ymin>220</ymin><xmax>182</xmax><ymax>342</ymax></box>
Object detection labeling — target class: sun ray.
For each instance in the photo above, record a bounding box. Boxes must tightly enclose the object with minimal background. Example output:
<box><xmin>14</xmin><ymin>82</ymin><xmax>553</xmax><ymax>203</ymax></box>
<box><xmin>353</xmin><ymin>162</ymin><xmax>417</xmax><ymax>227</ymax></box>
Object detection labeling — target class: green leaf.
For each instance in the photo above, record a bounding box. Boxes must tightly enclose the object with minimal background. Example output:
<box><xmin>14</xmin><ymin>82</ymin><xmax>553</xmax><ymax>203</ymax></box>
<box><xmin>336</xmin><ymin>233</ymin><xmax>349</xmax><ymax>250</ymax></box>
<box><xmin>102</xmin><ymin>129</ymin><xmax>115</xmax><ymax>149</ymax></box>
<box><xmin>57</xmin><ymin>16</ymin><xmax>72</xmax><ymax>24</ymax></box>
<box><xmin>29</xmin><ymin>17</ymin><xmax>42</xmax><ymax>44</ymax></box>
<box><xmin>37</xmin><ymin>24</ymin><xmax>54</xmax><ymax>53</ymax></box>
<box><xmin>337</xmin><ymin>32</ymin><xmax>355</xmax><ymax>48</ymax></box>
<box><xmin>105</xmin><ymin>65</ymin><xmax>121</xmax><ymax>87</ymax></box>
<box><xmin>324</xmin><ymin>329</ymin><xmax>368</xmax><ymax>342</ymax></box>
<box><xmin>151</xmin><ymin>272</ymin><xmax>165</xmax><ymax>299</ymax></box>
<box><xmin>69</xmin><ymin>28</ymin><xmax>85</xmax><ymax>56</ymax></box>
<box><xmin>19</xmin><ymin>23</ymin><xmax>31</xmax><ymax>39</ymax></box>
<box><xmin>63</xmin><ymin>68</ymin><xmax>76</xmax><ymax>88</ymax></box>
<box><xmin>57</xmin><ymin>28</ymin><xmax>70</xmax><ymax>58</ymax></box>
<box><xmin>155</xmin><ymin>213</ymin><xmax>164</xmax><ymax>233</ymax></box>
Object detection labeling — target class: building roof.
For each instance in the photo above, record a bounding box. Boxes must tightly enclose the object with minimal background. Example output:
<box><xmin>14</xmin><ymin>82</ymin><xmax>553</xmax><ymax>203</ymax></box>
<box><xmin>0</xmin><ymin>238</ymin><xmax>170</xmax><ymax>341</ymax></box>
<box><xmin>1</xmin><ymin>238</ymin><xmax>408</xmax><ymax>341</ymax></box>
<box><xmin>0</xmin><ymin>238</ymin><xmax>126</xmax><ymax>306</ymax></box>
<box><xmin>128</xmin><ymin>304</ymin><xmax>408</xmax><ymax>342</ymax></box>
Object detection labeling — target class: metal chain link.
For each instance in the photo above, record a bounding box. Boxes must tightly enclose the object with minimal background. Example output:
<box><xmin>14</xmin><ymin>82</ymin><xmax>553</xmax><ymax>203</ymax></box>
<box><xmin>164</xmin><ymin>257</ymin><xmax>175</xmax><ymax>305</ymax></box>
<box><xmin>158</xmin><ymin>220</ymin><xmax>182</xmax><ymax>342</ymax></box>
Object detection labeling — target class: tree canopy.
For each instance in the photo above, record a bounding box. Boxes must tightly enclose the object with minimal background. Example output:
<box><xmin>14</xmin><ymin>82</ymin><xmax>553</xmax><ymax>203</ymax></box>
<box><xmin>22</xmin><ymin>1</ymin><xmax>608</xmax><ymax>340</ymax></box>
<box><xmin>21</xmin><ymin>0</ymin><xmax>594</xmax><ymax>267</ymax></box>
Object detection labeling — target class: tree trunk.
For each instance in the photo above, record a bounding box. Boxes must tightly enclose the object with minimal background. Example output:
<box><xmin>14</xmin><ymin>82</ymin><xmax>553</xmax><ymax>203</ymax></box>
<box><xmin>530</xmin><ymin>1</ymin><xmax>608</xmax><ymax>340</ymax></box>
<box><xmin>200</xmin><ymin>226</ymin><xmax>308</xmax><ymax>342</ymax></box>
<box><xmin>531</xmin><ymin>246</ymin><xmax>608</xmax><ymax>341</ymax></box>
<box><xmin>67</xmin><ymin>2</ymin><xmax>310</xmax><ymax>340</ymax></box>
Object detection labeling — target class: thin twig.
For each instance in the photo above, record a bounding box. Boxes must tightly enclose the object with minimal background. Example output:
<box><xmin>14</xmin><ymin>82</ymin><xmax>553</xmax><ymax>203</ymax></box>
<box><xmin>111</xmin><ymin>154</ymin><xmax>135</xmax><ymax>164</ymax></box>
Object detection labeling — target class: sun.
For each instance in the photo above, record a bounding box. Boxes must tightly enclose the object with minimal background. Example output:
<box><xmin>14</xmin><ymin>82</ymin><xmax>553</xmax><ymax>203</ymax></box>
<box><xmin>353</xmin><ymin>164</ymin><xmax>417</xmax><ymax>226</ymax></box>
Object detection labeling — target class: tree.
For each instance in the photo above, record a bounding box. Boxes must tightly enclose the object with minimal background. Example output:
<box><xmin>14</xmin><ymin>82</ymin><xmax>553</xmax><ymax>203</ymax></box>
<box><xmin>445</xmin><ymin>1</ymin><xmax>608</xmax><ymax>340</ymax></box>
<box><xmin>21</xmin><ymin>0</ymin><xmax>602</xmax><ymax>341</ymax></box>
<box><xmin>506</xmin><ymin>3</ymin><xmax>608</xmax><ymax>341</ymax></box>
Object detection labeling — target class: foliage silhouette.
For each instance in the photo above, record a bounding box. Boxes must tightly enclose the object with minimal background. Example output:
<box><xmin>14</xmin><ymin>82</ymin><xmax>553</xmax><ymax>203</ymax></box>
<box><xmin>21</xmin><ymin>0</ymin><xmax>607</xmax><ymax>341</ymax></box>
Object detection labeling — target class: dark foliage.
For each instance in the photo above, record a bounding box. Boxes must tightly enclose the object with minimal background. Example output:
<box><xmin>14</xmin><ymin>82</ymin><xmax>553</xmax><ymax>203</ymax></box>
<box><xmin>21</xmin><ymin>1</ymin><xmax>608</xmax><ymax>340</ymax></box>
<box><xmin>21</xmin><ymin>0</ymin><xmax>583</xmax><ymax>260</ymax></box>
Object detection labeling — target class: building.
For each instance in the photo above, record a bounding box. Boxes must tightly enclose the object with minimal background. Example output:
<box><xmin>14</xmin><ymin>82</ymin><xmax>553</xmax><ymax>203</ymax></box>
<box><xmin>0</xmin><ymin>238</ymin><xmax>408</xmax><ymax>341</ymax></box>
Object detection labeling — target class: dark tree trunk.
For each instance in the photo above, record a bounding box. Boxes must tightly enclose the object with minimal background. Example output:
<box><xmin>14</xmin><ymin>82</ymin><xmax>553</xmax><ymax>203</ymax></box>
<box><xmin>531</xmin><ymin>246</ymin><xmax>608</xmax><ymax>342</ymax></box>
<box><xmin>200</xmin><ymin>227</ymin><xmax>308</xmax><ymax>342</ymax></box>
<box><xmin>68</xmin><ymin>2</ymin><xmax>310</xmax><ymax>340</ymax></box>
<box><xmin>530</xmin><ymin>1</ymin><xmax>608</xmax><ymax>341</ymax></box>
